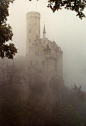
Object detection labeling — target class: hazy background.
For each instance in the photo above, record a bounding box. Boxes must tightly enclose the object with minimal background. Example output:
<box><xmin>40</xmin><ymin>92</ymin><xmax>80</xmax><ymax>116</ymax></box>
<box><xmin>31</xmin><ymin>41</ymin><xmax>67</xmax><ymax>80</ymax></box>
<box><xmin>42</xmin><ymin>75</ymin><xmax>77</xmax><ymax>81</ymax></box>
<box><xmin>8</xmin><ymin>0</ymin><xmax>86</xmax><ymax>91</ymax></box>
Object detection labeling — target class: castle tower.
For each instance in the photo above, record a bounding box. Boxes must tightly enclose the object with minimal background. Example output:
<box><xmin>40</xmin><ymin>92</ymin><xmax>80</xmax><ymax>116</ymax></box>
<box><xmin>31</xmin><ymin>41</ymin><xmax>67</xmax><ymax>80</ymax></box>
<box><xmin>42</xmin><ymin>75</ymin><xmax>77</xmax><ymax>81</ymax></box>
<box><xmin>26</xmin><ymin>11</ymin><xmax>40</xmax><ymax>55</ymax></box>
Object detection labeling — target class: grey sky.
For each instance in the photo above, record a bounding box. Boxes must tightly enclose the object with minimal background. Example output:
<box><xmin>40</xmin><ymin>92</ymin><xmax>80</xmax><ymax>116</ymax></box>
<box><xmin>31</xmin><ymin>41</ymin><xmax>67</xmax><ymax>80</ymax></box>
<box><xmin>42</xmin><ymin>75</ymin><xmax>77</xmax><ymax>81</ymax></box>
<box><xmin>8</xmin><ymin>0</ymin><xmax>86</xmax><ymax>91</ymax></box>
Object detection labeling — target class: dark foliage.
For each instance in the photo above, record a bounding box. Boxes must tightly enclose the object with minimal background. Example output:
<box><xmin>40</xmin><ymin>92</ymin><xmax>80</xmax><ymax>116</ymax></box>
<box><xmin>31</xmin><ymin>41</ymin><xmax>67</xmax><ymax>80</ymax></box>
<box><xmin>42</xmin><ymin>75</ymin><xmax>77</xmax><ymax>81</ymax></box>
<box><xmin>29</xmin><ymin>0</ymin><xmax>86</xmax><ymax>19</ymax></box>
<box><xmin>0</xmin><ymin>82</ymin><xmax>86</xmax><ymax>126</ymax></box>
<box><xmin>0</xmin><ymin>0</ymin><xmax>17</xmax><ymax>59</ymax></box>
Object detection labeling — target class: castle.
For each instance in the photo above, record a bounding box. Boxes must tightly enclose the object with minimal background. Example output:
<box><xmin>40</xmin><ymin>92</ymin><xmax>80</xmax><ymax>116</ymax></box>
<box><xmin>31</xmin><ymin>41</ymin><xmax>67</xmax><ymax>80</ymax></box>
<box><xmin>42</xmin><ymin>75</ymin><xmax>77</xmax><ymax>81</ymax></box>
<box><xmin>0</xmin><ymin>11</ymin><xmax>63</xmax><ymax>86</ymax></box>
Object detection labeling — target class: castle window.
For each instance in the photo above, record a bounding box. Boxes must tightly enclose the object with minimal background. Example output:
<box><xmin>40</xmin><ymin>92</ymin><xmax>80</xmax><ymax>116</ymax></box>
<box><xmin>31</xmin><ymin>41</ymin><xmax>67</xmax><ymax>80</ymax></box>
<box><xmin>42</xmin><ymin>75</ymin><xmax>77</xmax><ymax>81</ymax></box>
<box><xmin>42</xmin><ymin>61</ymin><xmax>45</xmax><ymax>65</ymax></box>
<box><xmin>35</xmin><ymin>22</ymin><xmax>36</xmax><ymax>25</ymax></box>
<box><xmin>29</xmin><ymin>39</ymin><xmax>31</xmax><ymax>43</ymax></box>
<box><xmin>36</xmin><ymin>60</ymin><xmax>38</xmax><ymax>65</ymax></box>
<box><xmin>35</xmin><ymin>16</ymin><xmax>37</xmax><ymax>19</ymax></box>
<box><xmin>47</xmin><ymin>44</ymin><xmax>49</xmax><ymax>48</ymax></box>
<box><xmin>29</xmin><ymin>29</ymin><xmax>31</xmax><ymax>33</ymax></box>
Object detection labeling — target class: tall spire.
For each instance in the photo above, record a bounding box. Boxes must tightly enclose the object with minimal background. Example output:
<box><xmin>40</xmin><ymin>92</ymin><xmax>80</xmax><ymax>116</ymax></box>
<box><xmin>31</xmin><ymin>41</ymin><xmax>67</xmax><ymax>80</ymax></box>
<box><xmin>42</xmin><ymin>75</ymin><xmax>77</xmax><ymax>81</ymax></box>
<box><xmin>43</xmin><ymin>24</ymin><xmax>46</xmax><ymax>38</ymax></box>
<box><xmin>36</xmin><ymin>0</ymin><xmax>37</xmax><ymax>12</ymax></box>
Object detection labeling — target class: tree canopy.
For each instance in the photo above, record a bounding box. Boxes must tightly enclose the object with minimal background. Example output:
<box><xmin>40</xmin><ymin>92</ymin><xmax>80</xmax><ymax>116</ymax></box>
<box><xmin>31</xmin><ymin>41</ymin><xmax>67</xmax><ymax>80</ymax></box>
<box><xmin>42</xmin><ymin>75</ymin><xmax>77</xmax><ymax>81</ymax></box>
<box><xmin>0</xmin><ymin>0</ymin><xmax>17</xmax><ymax>59</ymax></box>
<box><xmin>30</xmin><ymin>0</ymin><xmax>86</xmax><ymax>19</ymax></box>
<box><xmin>48</xmin><ymin>0</ymin><xmax>86</xmax><ymax>19</ymax></box>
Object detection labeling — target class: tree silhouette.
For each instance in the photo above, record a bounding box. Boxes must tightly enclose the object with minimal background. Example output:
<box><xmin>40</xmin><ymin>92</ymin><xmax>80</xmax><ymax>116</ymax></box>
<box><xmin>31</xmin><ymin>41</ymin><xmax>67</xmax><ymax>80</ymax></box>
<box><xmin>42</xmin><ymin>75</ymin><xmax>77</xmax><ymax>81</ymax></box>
<box><xmin>0</xmin><ymin>0</ymin><xmax>17</xmax><ymax>59</ymax></box>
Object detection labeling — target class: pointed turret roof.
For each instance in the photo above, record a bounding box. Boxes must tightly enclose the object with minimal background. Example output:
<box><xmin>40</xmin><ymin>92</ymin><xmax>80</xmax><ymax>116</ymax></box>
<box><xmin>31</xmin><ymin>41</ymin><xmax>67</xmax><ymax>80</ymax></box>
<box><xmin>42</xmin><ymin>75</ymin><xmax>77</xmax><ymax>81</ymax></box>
<box><xmin>43</xmin><ymin>24</ymin><xmax>46</xmax><ymax>33</ymax></box>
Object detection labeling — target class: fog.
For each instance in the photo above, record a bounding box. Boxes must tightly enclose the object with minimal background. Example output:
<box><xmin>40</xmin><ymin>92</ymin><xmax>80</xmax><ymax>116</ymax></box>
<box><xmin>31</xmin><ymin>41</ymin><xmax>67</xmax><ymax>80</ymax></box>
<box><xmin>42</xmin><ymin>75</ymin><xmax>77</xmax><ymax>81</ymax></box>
<box><xmin>8</xmin><ymin>0</ymin><xmax>86</xmax><ymax>91</ymax></box>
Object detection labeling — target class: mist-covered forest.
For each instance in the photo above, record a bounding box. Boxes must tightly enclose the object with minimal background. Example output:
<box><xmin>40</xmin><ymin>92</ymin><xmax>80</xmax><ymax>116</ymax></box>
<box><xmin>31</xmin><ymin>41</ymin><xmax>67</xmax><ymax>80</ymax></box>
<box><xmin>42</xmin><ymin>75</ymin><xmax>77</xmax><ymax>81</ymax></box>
<box><xmin>0</xmin><ymin>78</ymin><xmax>86</xmax><ymax>126</ymax></box>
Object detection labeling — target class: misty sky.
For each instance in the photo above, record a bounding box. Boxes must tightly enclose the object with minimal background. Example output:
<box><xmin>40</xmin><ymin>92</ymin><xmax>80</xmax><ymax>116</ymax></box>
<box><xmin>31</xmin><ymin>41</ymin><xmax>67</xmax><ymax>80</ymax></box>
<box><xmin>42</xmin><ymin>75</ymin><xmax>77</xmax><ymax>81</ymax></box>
<box><xmin>8</xmin><ymin>0</ymin><xmax>86</xmax><ymax>91</ymax></box>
